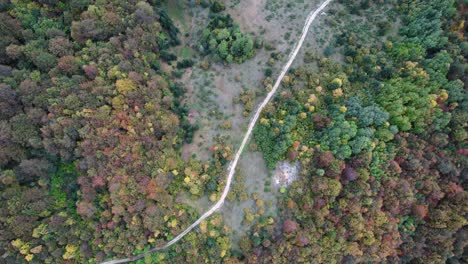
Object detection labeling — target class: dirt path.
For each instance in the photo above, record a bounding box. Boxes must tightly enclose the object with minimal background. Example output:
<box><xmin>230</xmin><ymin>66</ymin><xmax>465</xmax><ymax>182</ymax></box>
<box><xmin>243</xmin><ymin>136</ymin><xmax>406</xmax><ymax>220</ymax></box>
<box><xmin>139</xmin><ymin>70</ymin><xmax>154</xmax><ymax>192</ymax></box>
<box><xmin>100</xmin><ymin>1</ymin><xmax>333</xmax><ymax>263</ymax></box>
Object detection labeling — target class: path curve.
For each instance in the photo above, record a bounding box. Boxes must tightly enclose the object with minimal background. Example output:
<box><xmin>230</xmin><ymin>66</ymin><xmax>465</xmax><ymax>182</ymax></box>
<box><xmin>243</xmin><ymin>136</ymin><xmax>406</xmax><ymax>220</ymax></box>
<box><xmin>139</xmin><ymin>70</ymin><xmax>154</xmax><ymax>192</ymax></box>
<box><xmin>101</xmin><ymin>1</ymin><xmax>332</xmax><ymax>263</ymax></box>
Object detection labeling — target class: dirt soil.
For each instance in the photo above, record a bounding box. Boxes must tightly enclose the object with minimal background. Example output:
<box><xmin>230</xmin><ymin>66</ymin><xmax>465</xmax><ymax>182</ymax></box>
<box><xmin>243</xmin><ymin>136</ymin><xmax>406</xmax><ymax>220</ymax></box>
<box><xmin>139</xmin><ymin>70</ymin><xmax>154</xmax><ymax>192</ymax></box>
<box><xmin>221</xmin><ymin>151</ymin><xmax>277</xmax><ymax>248</ymax></box>
<box><xmin>273</xmin><ymin>161</ymin><xmax>299</xmax><ymax>187</ymax></box>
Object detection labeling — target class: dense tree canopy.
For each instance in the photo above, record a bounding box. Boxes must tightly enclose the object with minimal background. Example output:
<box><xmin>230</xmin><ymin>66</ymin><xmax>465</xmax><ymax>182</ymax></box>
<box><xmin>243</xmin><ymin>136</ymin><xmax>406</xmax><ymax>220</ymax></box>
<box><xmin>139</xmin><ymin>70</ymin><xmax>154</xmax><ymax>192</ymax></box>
<box><xmin>0</xmin><ymin>0</ymin><xmax>207</xmax><ymax>263</ymax></box>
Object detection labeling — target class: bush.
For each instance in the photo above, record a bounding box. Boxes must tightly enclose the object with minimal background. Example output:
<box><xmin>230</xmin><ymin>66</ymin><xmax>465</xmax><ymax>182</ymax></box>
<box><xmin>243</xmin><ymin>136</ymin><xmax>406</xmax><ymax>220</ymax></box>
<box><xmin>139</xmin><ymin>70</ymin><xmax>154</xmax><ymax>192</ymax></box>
<box><xmin>201</xmin><ymin>14</ymin><xmax>254</xmax><ymax>63</ymax></box>
<box><xmin>176</xmin><ymin>59</ymin><xmax>195</xmax><ymax>69</ymax></box>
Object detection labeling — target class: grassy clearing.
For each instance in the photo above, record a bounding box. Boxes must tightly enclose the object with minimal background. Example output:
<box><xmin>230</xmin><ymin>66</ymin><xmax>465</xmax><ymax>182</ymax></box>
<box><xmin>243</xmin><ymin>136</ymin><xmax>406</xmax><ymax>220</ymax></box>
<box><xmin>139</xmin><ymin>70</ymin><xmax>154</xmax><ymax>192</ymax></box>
<box><xmin>180</xmin><ymin>47</ymin><xmax>193</xmax><ymax>59</ymax></box>
<box><xmin>163</xmin><ymin>0</ymin><xmax>186</xmax><ymax>30</ymax></box>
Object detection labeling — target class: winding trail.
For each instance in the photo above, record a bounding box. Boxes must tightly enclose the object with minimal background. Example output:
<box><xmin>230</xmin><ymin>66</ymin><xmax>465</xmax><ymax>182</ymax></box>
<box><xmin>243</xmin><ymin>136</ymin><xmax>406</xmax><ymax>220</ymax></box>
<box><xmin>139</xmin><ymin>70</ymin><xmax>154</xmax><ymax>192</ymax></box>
<box><xmin>101</xmin><ymin>1</ymin><xmax>332</xmax><ymax>263</ymax></box>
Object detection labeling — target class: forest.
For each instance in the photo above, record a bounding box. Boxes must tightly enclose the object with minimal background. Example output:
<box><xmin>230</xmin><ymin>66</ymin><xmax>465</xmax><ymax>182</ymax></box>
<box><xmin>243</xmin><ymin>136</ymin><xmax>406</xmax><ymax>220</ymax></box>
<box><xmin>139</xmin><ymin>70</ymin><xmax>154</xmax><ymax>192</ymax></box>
<box><xmin>0</xmin><ymin>0</ymin><xmax>466</xmax><ymax>263</ymax></box>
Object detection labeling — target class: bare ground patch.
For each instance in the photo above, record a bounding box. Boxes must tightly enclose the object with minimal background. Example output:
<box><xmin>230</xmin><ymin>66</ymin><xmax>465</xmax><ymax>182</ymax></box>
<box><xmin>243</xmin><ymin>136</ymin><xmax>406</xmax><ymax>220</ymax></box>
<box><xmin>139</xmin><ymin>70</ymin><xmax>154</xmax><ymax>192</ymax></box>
<box><xmin>273</xmin><ymin>160</ymin><xmax>299</xmax><ymax>187</ymax></box>
<box><xmin>221</xmin><ymin>151</ymin><xmax>277</xmax><ymax>248</ymax></box>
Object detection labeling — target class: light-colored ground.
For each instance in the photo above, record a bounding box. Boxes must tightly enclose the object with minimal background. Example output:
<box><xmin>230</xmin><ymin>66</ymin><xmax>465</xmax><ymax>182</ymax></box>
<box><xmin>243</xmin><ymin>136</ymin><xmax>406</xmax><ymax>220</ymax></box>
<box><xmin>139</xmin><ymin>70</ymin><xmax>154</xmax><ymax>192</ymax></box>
<box><xmin>176</xmin><ymin>191</ymin><xmax>211</xmax><ymax>215</ymax></box>
<box><xmin>222</xmin><ymin>151</ymin><xmax>276</xmax><ymax>247</ymax></box>
<box><xmin>273</xmin><ymin>160</ymin><xmax>299</xmax><ymax>187</ymax></box>
<box><xmin>227</xmin><ymin>0</ymin><xmax>319</xmax><ymax>53</ymax></box>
